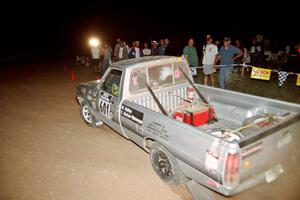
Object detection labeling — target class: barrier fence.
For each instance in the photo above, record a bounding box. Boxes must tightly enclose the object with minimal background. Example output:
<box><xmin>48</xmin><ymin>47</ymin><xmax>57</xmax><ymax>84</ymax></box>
<box><xmin>195</xmin><ymin>63</ymin><xmax>300</xmax><ymax>87</ymax></box>
<box><xmin>76</xmin><ymin>56</ymin><xmax>300</xmax><ymax>87</ymax></box>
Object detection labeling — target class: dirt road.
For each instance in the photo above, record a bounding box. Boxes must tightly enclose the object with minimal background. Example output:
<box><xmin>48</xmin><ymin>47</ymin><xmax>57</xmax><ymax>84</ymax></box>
<box><xmin>0</xmin><ymin>60</ymin><xmax>299</xmax><ymax>200</ymax></box>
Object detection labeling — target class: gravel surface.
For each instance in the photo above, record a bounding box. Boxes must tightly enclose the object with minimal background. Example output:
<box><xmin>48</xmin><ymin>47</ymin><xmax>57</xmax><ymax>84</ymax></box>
<box><xmin>0</xmin><ymin>60</ymin><xmax>299</xmax><ymax>200</ymax></box>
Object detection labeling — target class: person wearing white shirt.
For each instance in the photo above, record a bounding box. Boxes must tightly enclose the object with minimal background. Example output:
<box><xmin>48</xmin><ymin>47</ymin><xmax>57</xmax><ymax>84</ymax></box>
<box><xmin>91</xmin><ymin>46</ymin><xmax>100</xmax><ymax>71</ymax></box>
<box><xmin>142</xmin><ymin>42</ymin><xmax>151</xmax><ymax>56</ymax></box>
<box><xmin>202</xmin><ymin>35</ymin><xmax>218</xmax><ymax>86</ymax></box>
<box><xmin>135</xmin><ymin>47</ymin><xmax>141</xmax><ymax>58</ymax></box>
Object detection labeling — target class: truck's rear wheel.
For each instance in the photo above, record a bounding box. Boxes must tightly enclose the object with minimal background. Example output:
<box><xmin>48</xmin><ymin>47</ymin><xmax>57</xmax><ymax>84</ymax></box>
<box><xmin>150</xmin><ymin>142</ymin><xmax>187</xmax><ymax>185</ymax></box>
<box><xmin>80</xmin><ymin>102</ymin><xmax>103</xmax><ymax>128</ymax></box>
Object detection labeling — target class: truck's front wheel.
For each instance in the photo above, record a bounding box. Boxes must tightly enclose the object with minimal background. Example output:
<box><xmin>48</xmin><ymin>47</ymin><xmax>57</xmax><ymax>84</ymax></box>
<box><xmin>80</xmin><ymin>102</ymin><xmax>103</xmax><ymax>128</ymax></box>
<box><xmin>150</xmin><ymin>142</ymin><xmax>187</xmax><ymax>186</ymax></box>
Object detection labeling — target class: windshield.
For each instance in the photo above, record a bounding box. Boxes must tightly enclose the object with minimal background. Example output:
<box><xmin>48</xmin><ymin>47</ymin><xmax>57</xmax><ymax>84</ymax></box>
<box><xmin>129</xmin><ymin>61</ymin><xmax>190</xmax><ymax>93</ymax></box>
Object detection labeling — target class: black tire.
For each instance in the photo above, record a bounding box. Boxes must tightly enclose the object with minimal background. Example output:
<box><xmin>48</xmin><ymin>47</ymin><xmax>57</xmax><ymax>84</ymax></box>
<box><xmin>150</xmin><ymin>142</ymin><xmax>187</xmax><ymax>186</ymax></box>
<box><xmin>80</xmin><ymin>102</ymin><xmax>103</xmax><ymax>128</ymax></box>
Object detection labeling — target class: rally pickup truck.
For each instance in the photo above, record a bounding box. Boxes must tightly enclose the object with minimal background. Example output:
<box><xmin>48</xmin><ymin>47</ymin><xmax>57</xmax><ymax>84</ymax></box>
<box><xmin>75</xmin><ymin>56</ymin><xmax>300</xmax><ymax>198</ymax></box>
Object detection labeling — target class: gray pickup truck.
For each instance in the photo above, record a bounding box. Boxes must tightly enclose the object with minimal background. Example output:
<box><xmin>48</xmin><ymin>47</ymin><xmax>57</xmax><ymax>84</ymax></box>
<box><xmin>76</xmin><ymin>56</ymin><xmax>300</xmax><ymax>198</ymax></box>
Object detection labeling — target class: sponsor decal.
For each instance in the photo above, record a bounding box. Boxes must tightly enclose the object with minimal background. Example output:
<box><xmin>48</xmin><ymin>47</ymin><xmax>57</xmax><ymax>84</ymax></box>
<box><xmin>251</xmin><ymin>67</ymin><xmax>271</xmax><ymax>81</ymax></box>
<box><xmin>99</xmin><ymin>91</ymin><xmax>112</xmax><ymax>118</ymax></box>
<box><xmin>241</xmin><ymin>141</ymin><xmax>263</xmax><ymax>158</ymax></box>
<box><xmin>296</xmin><ymin>74</ymin><xmax>300</xmax><ymax>86</ymax></box>
<box><xmin>174</xmin><ymin>69</ymin><xmax>181</xmax><ymax>79</ymax></box>
<box><xmin>146</xmin><ymin>121</ymin><xmax>169</xmax><ymax>141</ymax></box>
<box><xmin>121</xmin><ymin>105</ymin><xmax>144</xmax><ymax>126</ymax></box>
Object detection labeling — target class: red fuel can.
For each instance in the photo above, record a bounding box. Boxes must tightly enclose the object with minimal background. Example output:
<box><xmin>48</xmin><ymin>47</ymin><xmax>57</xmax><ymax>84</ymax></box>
<box><xmin>184</xmin><ymin>106</ymin><xmax>214</xmax><ymax>126</ymax></box>
<box><xmin>173</xmin><ymin>105</ymin><xmax>214</xmax><ymax>127</ymax></box>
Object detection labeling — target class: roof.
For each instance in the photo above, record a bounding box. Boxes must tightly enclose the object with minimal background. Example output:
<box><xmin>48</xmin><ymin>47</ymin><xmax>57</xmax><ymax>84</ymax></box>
<box><xmin>111</xmin><ymin>56</ymin><xmax>181</xmax><ymax>70</ymax></box>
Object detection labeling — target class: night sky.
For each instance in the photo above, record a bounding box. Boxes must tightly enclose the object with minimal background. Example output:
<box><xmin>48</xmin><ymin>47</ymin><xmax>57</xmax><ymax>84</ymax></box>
<box><xmin>1</xmin><ymin>1</ymin><xmax>299</xmax><ymax>58</ymax></box>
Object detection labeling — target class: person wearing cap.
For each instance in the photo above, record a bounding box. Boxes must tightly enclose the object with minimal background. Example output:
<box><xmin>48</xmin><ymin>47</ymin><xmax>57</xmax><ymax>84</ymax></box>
<box><xmin>151</xmin><ymin>41</ymin><xmax>160</xmax><ymax>56</ymax></box>
<box><xmin>202</xmin><ymin>35</ymin><xmax>218</xmax><ymax>86</ymax></box>
<box><xmin>216</xmin><ymin>37</ymin><xmax>243</xmax><ymax>89</ymax></box>
<box><xmin>183</xmin><ymin>38</ymin><xmax>199</xmax><ymax>76</ymax></box>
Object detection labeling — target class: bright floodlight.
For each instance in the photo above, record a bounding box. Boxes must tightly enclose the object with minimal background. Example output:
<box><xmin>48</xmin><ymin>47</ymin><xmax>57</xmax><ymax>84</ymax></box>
<box><xmin>89</xmin><ymin>38</ymin><xmax>100</xmax><ymax>47</ymax></box>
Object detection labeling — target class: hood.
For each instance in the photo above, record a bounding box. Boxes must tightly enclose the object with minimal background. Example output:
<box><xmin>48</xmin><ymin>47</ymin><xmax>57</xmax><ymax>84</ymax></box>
<box><xmin>79</xmin><ymin>79</ymin><xmax>100</xmax><ymax>88</ymax></box>
<box><xmin>77</xmin><ymin>79</ymin><xmax>100</xmax><ymax>95</ymax></box>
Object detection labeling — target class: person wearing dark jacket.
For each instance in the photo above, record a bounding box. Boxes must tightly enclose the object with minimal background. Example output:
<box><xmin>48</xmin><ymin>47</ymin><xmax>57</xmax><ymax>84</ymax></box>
<box><xmin>114</xmin><ymin>41</ymin><xmax>129</xmax><ymax>61</ymax></box>
<box><xmin>164</xmin><ymin>38</ymin><xmax>178</xmax><ymax>56</ymax></box>
<box><xmin>151</xmin><ymin>40</ymin><xmax>160</xmax><ymax>56</ymax></box>
<box><xmin>128</xmin><ymin>41</ymin><xmax>144</xmax><ymax>59</ymax></box>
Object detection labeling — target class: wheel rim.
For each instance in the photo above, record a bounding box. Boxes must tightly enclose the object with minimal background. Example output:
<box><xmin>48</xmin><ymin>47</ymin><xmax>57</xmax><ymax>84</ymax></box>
<box><xmin>82</xmin><ymin>105</ymin><xmax>92</xmax><ymax>123</ymax></box>
<box><xmin>154</xmin><ymin>150</ymin><xmax>174</xmax><ymax>180</ymax></box>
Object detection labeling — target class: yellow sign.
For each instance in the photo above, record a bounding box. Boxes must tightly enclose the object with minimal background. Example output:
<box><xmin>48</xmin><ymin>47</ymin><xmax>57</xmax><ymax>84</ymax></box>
<box><xmin>251</xmin><ymin>67</ymin><xmax>272</xmax><ymax>81</ymax></box>
<box><xmin>297</xmin><ymin>74</ymin><xmax>300</xmax><ymax>86</ymax></box>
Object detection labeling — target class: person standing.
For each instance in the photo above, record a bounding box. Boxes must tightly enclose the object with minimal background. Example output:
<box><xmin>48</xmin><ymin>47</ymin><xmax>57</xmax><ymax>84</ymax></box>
<box><xmin>90</xmin><ymin>45</ymin><xmax>100</xmax><ymax>72</ymax></box>
<box><xmin>142</xmin><ymin>42</ymin><xmax>151</xmax><ymax>56</ymax></box>
<box><xmin>202</xmin><ymin>35</ymin><xmax>218</xmax><ymax>86</ymax></box>
<box><xmin>114</xmin><ymin>41</ymin><xmax>129</xmax><ymax>61</ymax></box>
<box><xmin>159</xmin><ymin>39</ymin><xmax>166</xmax><ymax>55</ymax></box>
<box><xmin>113</xmin><ymin>38</ymin><xmax>121</xmax><ymax>61</ymax></box>
<box><xmin>234</xmin><ymin>39</ymin><xmax>248</xmax><ymax>77</ymax></box>
<box><xmin>249</xmin><ymin>38</ymin><xmax>263</xmax><ymax>66</ymax></box>
<box><xmin>101</xmin><ymin>42</ymin><xmax>113</xmax><ymax>76</ymax></box>
<box><xmin>164</xmin><ymin>38</ymin><xmax>176</xmax><ymax>56</ymax></box>
<box><xmin>151</xmin><ymin>41</ymin><xmax>160</xmax><ymax>56</ymax></box>
<box><xmin>128</xmin><ymin>41</ymin><xmax>144</xmax><ymax>59</ymax></box>
<box><xmin>216</xmin><ymin>37</ymin><xmax>243</xmax><ymax>89</ymax></box>
<box><xmin>183</xmin><ymin>38</ymin><xmax>199</xmax><ymax>76</ymax></box>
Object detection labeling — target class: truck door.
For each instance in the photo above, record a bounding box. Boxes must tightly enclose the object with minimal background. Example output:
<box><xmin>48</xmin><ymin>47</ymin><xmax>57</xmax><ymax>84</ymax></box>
<box><xmin>97</xmin><ymin>69</ymin><xmax>123</xmax><ymax>123</ymax></box>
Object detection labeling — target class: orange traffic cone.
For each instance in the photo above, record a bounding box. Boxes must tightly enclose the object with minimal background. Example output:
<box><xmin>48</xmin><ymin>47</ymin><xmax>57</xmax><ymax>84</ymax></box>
<box><xmin>71</xmin><ymin>70</ymin><xmax>76</xmax><ymax>81</ymax></box>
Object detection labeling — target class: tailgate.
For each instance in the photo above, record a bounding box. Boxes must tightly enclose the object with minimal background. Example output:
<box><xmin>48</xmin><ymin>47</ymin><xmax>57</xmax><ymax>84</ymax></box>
<box><xmin>238</xmin><ymin>114</ymin><xmax>300</xmax><ymax>186</ymax></box>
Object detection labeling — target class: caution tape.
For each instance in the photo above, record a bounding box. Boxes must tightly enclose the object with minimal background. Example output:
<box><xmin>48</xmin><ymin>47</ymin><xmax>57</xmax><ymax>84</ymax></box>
<box><xmin>194</xmin><ymin>62</ymin><xmax>300</xmax><ymax>86</ymax></box>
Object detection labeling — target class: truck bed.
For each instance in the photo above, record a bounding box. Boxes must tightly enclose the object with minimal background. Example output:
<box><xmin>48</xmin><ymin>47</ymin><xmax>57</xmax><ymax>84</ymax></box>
<box><xmin>129</xmin><ymin>83</ymin><xmax>300</xmax><ymax>195</ymax></box>
<box><xmin>130</xmin><ymin>83</ymin><xmax>299</xmax><ymax>135</ymax></box>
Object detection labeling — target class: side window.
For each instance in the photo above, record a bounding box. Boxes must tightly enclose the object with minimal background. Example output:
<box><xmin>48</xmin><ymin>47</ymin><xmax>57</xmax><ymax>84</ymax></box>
<box><xmin>101</xmin><ymin>69</ymin><xmax>122</xmax><ymax>97</ymax></box>
<box><xmin>174</xmin><ymin>62</ymin><xmax>189</xmax><ymax>84</ymax></box>
<box><xmin>129</xmin><ymin>67</ymin><xmax>147</xmax><ymax>93</ymax></box>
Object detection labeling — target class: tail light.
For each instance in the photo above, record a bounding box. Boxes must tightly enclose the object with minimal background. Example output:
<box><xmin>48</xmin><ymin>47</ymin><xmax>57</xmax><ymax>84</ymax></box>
<box><xmin>223</xmin><ymin>152</ymin><xmax>240</xmax><ymax>189</ymax></box>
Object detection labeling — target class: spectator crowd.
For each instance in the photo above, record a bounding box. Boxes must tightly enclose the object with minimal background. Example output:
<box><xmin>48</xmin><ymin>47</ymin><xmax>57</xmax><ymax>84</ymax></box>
<box><xmin>88</xmin><ymin>34</ymin><xmax>293</xmax><ymax>89</ymax></box>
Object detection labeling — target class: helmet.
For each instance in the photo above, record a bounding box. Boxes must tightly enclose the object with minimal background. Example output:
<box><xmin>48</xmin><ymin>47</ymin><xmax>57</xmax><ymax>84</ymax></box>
<box><xmin>159</xmin><ymin>66</ymin><xmax>172</xmax><ymax>81</ymax></box>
